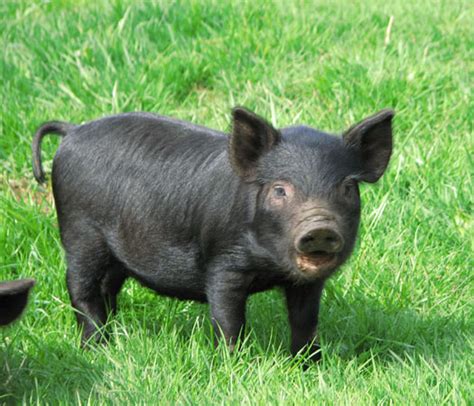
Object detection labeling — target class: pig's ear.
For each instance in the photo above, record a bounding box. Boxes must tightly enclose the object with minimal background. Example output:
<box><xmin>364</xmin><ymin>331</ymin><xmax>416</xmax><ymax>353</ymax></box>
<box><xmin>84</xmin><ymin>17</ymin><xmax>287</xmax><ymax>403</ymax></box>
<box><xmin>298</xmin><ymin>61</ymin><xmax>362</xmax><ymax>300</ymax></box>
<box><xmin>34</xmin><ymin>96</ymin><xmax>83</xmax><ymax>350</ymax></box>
<box><xmin>229</xmin><ymin>107</ymin><xmax>281</xmax><ymax>181</ymax></box>
<box><xmin>0</xmin><ymin>279</ymin><xmax>35</xmax><ymax>326</ymax></box>
<box><xmin>343</xmin><ymin>109</ymin><xmax>394</xmax><ymax>183</ymax></box>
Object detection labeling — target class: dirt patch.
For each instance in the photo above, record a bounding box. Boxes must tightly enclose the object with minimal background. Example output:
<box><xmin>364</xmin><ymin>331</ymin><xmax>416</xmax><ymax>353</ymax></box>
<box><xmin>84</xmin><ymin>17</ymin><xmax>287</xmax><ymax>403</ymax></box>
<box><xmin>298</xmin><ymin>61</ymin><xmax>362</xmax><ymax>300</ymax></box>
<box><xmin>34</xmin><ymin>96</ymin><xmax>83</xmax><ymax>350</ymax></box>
<box><xmin>2</xmin><ymin>176</ymin><xmax>55</xmax><ymax>214</ymax></box>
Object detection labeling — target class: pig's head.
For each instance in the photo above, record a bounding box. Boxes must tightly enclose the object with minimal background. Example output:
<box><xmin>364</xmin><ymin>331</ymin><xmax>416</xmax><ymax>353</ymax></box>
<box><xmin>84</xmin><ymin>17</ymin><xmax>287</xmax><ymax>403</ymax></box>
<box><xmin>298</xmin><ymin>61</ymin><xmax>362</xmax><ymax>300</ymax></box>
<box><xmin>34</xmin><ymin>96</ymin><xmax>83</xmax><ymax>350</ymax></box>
<box><xmin>229</xmin><ymin>107</ymin><xmax>394</xmax><ymax>281</ymax></box>
<box><xmin>0</xmin><ymin>279</ymin><xmax>35</xmax><ymax>326</ymax></box>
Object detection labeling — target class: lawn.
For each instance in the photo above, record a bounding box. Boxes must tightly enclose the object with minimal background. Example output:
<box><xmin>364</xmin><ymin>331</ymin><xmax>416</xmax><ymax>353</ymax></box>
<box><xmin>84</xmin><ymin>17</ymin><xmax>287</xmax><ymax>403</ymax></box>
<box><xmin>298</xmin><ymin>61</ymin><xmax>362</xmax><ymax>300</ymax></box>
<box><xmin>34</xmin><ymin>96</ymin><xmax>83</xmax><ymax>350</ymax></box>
<box><xmin>1</xmin><ymin>0</ymin><xmax>472</xmax><ymax>403</ymax></box>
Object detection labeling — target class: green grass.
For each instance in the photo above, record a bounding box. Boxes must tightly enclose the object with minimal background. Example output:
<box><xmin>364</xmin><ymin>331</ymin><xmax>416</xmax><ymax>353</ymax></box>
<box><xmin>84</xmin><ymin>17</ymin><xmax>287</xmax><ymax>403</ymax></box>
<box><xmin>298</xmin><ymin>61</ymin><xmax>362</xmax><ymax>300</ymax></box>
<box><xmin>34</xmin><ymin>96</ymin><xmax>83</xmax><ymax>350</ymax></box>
<box><xmin>1</xmin><ymin>0</ymin><xmax>473</xmax><ymax>403</ymax></box>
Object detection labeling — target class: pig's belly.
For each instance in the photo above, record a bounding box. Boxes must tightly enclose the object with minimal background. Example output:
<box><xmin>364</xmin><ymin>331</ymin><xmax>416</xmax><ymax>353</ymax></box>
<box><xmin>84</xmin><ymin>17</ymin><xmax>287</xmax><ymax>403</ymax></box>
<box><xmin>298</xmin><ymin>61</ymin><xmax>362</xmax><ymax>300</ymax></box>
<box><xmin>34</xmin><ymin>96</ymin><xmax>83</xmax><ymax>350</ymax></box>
<box><xmin>130</xmin><ymin>269</ymin><xmax>208</xmax><ymax>302</ymax></box>
<box><xmin>112</xmin><ymin>238</ymin><xmax>208</xmax><ymax>302</ymax></box>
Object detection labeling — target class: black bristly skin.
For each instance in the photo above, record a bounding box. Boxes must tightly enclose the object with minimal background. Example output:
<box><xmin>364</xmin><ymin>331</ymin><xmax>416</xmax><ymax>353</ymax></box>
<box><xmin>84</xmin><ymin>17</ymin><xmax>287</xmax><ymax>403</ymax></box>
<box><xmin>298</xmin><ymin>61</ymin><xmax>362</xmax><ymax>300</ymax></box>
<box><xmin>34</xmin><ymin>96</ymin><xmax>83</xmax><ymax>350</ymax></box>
<box><xmin>0</xmin><ymin>279</ymin><xmax>35</xmax><ymax>326</ymax></box>
<box><xmin>32</xmin><ymin>107</ymin><xmax>394</xmax><ymax>359</ymax></box>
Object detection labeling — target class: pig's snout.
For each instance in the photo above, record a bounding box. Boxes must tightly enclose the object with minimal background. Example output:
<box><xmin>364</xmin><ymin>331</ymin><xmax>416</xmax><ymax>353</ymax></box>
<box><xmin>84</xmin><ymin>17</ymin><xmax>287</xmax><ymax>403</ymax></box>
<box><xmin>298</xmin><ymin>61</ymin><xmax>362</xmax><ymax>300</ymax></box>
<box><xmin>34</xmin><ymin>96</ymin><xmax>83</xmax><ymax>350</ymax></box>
<box><xmin>296</xmin><ymin>226</ymin><xmax>344</xmax><ymax>255</ymax></box>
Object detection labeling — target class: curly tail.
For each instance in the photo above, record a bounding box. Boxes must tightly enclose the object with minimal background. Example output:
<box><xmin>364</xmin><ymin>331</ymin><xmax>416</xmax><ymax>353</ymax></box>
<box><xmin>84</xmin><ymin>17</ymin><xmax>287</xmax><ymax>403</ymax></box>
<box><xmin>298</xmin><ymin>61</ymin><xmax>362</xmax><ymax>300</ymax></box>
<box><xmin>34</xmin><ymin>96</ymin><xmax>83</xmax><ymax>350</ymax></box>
<box><xmin>32</xmin><ymin>121</ymin><xmax>74</xmax><ymax>184</ymax></box>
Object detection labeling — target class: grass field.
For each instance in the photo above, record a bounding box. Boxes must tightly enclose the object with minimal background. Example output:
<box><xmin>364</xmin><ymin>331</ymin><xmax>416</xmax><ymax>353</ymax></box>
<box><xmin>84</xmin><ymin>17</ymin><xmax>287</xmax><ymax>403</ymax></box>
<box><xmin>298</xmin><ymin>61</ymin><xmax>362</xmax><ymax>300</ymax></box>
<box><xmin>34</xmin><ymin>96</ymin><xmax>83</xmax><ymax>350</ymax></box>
<box><xmin>1</xmin><ymin>0</ymin><xmax>473</xmax><ymax>403</ymax></box>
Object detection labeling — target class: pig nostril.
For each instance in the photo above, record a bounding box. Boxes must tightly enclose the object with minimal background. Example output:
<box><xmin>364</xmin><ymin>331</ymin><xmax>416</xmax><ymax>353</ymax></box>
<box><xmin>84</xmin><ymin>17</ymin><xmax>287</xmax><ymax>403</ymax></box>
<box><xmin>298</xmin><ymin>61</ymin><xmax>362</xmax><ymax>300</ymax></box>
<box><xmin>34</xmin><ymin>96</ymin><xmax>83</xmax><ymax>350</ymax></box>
<box><xmin>328</xmin><ymin>236</ymin><xmax>341</xmax><ymax>246</ymax></box>
<box><xmin>297</xmin><ymin>228</ymin><xmax>344</xmax><ymax>254</ymax></box>
<box><xmin>326</xmin><ymin>236</ymin><xmax>341</xmax><ymax>250</ymax></box>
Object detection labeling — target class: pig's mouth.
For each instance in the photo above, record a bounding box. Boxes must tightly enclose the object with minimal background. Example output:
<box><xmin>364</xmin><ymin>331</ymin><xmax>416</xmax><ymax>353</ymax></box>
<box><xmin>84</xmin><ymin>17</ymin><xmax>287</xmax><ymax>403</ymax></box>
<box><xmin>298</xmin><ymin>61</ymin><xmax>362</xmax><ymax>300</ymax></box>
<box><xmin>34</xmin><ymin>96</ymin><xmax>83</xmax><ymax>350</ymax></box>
<box><xmin>295</xmin><ymin>252</ymin><xmax>337</xmax><ymax>275</ymax></box>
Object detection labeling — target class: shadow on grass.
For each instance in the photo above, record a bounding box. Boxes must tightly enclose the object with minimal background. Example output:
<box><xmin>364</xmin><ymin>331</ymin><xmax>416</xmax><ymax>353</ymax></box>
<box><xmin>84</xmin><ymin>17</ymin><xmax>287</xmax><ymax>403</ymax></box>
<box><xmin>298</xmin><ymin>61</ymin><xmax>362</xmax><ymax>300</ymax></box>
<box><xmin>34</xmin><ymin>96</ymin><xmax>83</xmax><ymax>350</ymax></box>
<box><xmin>105</xmin><ymin>285</ymin><xmax>469</xmax><ymax>367</ymax></box>
<box><xmin>0</xmin><ymin>339</ymin><xmax>103</xmax><ymax>403</ymax></box>
<box><xmin>321</xmin><ymin>295</ymin><xmax>468</xmax><ymax>364</ymax></box>
<box><xmin>247</xmin><ymin>289</ymin><xmax>469</xmax><ymax>366</ymax></box>
<box><xmin>3</xmin><ymin>286</ymin><xmax>465</xmax><ymax>403</ymax></box>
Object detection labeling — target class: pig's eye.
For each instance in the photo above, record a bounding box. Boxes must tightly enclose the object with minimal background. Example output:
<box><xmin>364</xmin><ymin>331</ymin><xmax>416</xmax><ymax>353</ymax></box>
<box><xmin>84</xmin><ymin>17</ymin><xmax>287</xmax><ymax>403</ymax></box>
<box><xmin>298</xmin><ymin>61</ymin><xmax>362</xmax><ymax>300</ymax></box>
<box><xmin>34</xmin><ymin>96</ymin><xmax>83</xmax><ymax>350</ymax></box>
<box><xmin>267</xmin><ymin>182</ymin><xmax>294</xmax><ymax>208</ymax></box>
<box><xmin>273</xmin><ymin>185</ymin><xmax>287</xmax><ymax>198</ymax></box>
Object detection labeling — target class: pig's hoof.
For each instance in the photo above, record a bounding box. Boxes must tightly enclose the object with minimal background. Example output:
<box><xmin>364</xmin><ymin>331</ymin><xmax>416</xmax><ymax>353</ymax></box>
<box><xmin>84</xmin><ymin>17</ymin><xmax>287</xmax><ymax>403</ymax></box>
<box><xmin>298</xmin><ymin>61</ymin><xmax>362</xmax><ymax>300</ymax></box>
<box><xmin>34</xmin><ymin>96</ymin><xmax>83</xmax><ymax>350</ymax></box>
<box><xmin>294</xmin><ymin>344</ymin><xmax>322</xmax><ymax>369</ymax></box>
<box><xmin>80</xmin><ymin>328</ymin><xmax>109</xmax><ymax>349</ymax></box>
<box><xmin>308</xmin><ymin>344</ymin><xmax>322</xmax><ymax>362</ymax></box>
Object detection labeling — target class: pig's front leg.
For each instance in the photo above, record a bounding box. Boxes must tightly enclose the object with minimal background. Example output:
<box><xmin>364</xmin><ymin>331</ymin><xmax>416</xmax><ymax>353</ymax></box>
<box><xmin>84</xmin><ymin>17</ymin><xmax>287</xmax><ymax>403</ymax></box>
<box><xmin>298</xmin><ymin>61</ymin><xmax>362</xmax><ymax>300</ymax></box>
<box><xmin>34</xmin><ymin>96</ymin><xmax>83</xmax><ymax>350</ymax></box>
<box><xmin>206</xmin><ymin>271</ymin><xmax>250</xmax><ymax>351</ymax></box>
<box><xmin>285</xmin><ymin>281</ymin><xmax>325</xmax><ymax>361</ymax></box>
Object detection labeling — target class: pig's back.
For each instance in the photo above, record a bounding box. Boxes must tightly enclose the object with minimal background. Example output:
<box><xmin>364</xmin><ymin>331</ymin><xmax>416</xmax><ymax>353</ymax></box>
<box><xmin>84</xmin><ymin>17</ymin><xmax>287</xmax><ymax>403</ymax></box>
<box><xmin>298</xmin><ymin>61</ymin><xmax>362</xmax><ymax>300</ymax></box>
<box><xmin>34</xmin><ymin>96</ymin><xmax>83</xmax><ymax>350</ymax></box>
<box><xmin>53</xmin><ymin>112</ymin><xmax>233</xmax><ymax>213</ymax></box>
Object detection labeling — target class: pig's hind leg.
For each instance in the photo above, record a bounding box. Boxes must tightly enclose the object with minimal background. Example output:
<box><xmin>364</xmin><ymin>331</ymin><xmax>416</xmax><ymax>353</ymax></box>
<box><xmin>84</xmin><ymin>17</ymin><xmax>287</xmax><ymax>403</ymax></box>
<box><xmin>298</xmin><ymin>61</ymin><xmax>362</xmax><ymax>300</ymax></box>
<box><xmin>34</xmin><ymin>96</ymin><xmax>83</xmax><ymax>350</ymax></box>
<box><xmin>63</xmin><ymin>223</ymin><xmax>125</xmax><ymax>346</ymax></box>
<box><xmin>100</xmin><ymin>262</ymin><xmax>127</xmax><ymax>316</ymax></box>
